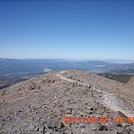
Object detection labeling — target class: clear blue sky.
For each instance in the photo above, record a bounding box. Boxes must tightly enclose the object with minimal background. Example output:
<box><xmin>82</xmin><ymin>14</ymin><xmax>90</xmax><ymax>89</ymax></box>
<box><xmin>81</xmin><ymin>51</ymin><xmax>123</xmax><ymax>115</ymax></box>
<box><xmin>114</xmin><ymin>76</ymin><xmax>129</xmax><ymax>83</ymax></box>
<box><xmin>0</xmin><ymin>0</ymin><xmax>134</xmax><ymax>60</ymax></box>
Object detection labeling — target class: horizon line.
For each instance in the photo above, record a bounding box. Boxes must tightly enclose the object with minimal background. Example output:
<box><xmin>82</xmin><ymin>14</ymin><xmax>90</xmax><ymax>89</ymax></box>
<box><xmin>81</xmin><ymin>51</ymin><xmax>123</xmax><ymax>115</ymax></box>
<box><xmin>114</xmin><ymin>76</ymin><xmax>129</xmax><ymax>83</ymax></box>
<box><xmin>0</xmin><ymin>57</ymin><xmax>134</xmax><ymax>61</ymax></box>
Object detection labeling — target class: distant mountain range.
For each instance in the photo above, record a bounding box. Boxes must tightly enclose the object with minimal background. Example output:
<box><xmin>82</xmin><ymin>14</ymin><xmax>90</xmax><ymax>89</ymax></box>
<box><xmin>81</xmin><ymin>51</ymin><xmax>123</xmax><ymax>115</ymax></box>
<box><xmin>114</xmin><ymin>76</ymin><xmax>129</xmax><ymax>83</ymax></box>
<box><xmin>0</xmin><ymin>58</ymin><xmax>134</xmax><ymax>90</ymax></box>
<box><xmin>0</xmin><ymin>58</ymin><xmax>114</xmax><ymax>77</ymax></box>
<box><xmin>0</xmin><ymin>58</ymin><xmax>134</xmax><ymax>77</ymax></box>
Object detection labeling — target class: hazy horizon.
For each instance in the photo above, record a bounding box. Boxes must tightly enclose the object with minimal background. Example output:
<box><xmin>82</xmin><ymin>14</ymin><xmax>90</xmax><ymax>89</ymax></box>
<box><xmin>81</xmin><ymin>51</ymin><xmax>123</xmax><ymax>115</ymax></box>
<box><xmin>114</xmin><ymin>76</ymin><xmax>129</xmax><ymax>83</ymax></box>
<box><xmin>1</xmin><ymin>57</ymin><xmax>134</xmax><ymax>63</ymax></box>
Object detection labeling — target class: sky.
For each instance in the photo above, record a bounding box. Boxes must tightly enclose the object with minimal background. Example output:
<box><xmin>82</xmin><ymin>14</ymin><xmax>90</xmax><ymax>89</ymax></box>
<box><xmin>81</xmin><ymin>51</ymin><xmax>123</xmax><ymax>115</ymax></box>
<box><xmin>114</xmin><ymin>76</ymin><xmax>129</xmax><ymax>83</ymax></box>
<box><xmin>0</xmin><ymin>0</ymin><xmax>134</xmax><ymax>60</ymax></box>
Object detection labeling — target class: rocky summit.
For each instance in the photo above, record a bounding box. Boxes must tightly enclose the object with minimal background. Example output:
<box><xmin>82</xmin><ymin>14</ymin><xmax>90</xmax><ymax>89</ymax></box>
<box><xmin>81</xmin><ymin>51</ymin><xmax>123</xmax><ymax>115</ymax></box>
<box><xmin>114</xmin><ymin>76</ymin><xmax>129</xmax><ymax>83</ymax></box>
<box><xmin>0</xmin><ymin>70</ymin><xmax>134</xmax><ymax>134</ymax></box>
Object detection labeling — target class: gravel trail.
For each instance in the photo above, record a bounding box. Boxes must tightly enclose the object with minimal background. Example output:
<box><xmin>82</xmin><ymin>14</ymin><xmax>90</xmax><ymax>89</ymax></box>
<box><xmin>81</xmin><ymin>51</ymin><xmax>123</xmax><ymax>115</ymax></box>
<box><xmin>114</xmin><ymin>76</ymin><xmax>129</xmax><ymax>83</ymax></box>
<box><xmin>56</xmin><ymin>70</ymin><xmax>134</xmax><ymax>117</ymax></box>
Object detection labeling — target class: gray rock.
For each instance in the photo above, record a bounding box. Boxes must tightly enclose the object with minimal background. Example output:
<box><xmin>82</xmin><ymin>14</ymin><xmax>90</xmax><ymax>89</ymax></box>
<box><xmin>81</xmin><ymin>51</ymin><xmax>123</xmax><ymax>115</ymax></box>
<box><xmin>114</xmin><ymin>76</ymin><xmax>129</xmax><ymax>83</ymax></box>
<box><xmin>28</xmin><ymin>124</ymin><xmax>36</xmax><ymax>131</ymax></box>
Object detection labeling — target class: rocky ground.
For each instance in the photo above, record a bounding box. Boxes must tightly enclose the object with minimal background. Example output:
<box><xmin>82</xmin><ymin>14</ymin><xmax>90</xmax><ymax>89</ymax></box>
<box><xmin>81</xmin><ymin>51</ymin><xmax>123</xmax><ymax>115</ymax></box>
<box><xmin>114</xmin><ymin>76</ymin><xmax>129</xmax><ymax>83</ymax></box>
<box><xmin>0</xmin><ymin>70</ymin><xmax>134</xmax><ymax>134</ymax></box>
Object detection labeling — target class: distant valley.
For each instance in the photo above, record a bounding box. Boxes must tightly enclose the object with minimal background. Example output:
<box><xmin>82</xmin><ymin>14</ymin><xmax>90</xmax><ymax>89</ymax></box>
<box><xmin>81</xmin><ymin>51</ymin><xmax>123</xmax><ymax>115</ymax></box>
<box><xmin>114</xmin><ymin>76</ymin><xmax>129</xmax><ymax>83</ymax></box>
<box><xmin>0</xmin><ymin>58</ymin><xmax>134</xmax><ymax>89</ymax></box>
<box><xmin>89</xmin><ymin>63</ymin><xmax>134</xmax><ymax>74</ymax></box>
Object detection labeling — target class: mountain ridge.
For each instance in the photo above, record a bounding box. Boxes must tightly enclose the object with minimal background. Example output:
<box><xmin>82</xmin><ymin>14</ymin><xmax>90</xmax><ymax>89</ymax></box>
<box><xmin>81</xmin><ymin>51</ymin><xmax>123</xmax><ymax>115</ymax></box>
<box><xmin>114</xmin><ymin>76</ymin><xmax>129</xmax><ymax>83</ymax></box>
<box><xmin>0</xmin><ymin>70</ymin><xmax>134</xmax><ymax>134</ymax></box>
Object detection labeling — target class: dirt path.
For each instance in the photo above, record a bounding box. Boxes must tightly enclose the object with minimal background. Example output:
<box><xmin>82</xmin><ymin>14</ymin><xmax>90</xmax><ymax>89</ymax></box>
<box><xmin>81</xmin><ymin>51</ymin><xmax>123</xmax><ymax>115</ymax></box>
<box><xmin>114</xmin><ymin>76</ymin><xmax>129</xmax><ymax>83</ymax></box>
<box><xmin>56</xmin><ymin>70</ymin><xmax>134</xmax><ymax>117</ymax></box>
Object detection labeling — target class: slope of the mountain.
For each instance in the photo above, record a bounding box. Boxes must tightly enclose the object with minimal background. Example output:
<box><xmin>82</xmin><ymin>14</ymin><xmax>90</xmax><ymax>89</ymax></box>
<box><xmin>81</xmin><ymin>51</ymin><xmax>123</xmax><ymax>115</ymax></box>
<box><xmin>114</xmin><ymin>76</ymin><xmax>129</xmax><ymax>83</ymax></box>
<box><xmin>98</xmin><ymin>73</ymin><xmax>133</xmax><ymax>83</ymax></box>
<box><xmin>126</xmin><ymin>76</ymin><xmax>134</xmax><ymax>87</ymax></box>
<box><xmin>0</xmin><ymin>70</ymin><xmax>134</xmax><ymax>134</ymax></box>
